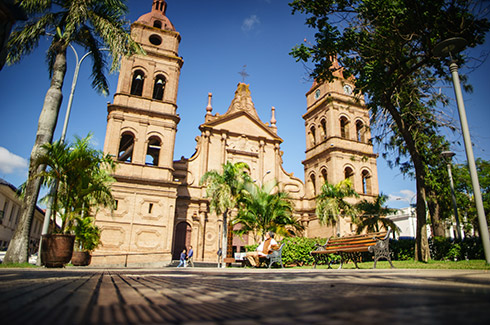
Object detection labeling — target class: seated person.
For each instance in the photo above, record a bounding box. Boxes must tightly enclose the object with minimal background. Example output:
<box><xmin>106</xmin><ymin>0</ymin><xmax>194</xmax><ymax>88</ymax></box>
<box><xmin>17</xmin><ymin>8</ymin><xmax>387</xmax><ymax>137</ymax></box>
<box><xmin>246</xmin><ymin>231</ymin><xmax>279</xmax><ymax>267</ymax></box>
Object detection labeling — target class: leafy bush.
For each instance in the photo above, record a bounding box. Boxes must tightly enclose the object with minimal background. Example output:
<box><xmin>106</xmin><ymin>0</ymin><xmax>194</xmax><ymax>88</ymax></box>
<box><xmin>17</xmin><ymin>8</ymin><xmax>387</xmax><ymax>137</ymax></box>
<box><xmin>390</xmin><ymin>238</ymin><xmax>415</xmax><ymax>260</ymax></box>
<box><xmin>281</xmin><ymin>237</ymin><xmax>320</xmax><ymax>266</ymax></box>
<box><xmin>430</xmin><ymin>236</ymin><xmax>484</xmax><ymax>261</ymax></box>
<box><xmin>460</xmin><ymin>237</ymin><xmax>484</xmax><ymax>260</ymax></box>
<box><xmin>246</xmin><ymin>237</ymin><xmax>330</xmax><ymax>266</ymax></box>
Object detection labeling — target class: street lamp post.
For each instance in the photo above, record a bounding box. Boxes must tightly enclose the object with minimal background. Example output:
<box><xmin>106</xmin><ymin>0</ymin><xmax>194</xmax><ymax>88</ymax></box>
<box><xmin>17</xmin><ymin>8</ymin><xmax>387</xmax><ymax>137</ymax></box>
<box><xmin>441</xmin><ymin>151</ymin><xmax>462</xmax><ymax>240</ymax></box>
<box><xmin>37</xmin><ymin>45</ymin><xmax>107</xmax><ymax>265</ymax></box>
<box><xmin>434</xmin><ymin>37</ymin><xmax>490</xmax><ymax>263</ymax></box>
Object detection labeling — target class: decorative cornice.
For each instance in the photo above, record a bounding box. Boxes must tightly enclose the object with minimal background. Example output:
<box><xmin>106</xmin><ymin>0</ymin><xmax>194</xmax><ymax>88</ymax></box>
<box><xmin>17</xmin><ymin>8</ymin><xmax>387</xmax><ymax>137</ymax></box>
<box><xmin>108</xmin><ymin>103</ymin><xmax>180</xmax><ymax>124</ymax></box>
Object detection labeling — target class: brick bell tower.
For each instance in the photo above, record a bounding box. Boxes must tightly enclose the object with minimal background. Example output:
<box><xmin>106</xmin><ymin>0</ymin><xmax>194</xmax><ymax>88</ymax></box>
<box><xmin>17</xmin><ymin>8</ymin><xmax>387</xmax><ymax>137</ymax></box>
<box><xmin>302</xmin><ymin>60</ymin><xmax>379</xmax><ymax>237</ymax></box>
<box><xmin>94</xmin><ymin>0</ymin><xmax>183</xmax><ymax>267</ymax></box>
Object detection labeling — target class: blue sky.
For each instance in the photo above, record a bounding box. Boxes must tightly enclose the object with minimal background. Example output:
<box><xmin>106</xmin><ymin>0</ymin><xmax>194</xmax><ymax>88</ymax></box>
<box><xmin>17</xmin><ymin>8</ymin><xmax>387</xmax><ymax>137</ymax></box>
<box><xmin>0</xmin><ymin>0</ymin><xmax>489</xmax><ymax>209</ymax></box>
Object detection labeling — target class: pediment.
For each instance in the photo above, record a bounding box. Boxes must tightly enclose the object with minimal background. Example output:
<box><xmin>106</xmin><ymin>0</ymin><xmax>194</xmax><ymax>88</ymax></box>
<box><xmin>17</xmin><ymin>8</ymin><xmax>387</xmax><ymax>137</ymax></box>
<box><xmin>202</xmin><ymin>111</ymin><xmax>281</xmax><ymax>141</ymax></box>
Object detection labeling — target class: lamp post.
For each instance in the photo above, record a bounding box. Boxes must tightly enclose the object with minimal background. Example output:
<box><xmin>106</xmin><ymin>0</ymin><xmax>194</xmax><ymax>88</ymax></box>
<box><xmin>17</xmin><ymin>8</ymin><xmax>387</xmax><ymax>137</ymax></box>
<box><xmin>441</xmin><ymin>151</ymin><xmax>462</xmax><ymax>239</ymax></box>
<box><xmin>37</xmin><ymin>45</ymin><xmax>108</xmax><ymax>265</ymax></box>
<box><xmin>434</xmin><ymin>37</ymin><xmax>490</xmax><ymax>263</ymax></box>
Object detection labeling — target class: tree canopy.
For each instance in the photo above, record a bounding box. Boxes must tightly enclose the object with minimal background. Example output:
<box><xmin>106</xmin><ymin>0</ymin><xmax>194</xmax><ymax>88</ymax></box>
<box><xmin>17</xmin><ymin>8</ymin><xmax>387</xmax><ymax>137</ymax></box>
<box><xmin>290</xmin><ymin>0</ymin><xmax>489</xmax><ymax>261</ymax></box>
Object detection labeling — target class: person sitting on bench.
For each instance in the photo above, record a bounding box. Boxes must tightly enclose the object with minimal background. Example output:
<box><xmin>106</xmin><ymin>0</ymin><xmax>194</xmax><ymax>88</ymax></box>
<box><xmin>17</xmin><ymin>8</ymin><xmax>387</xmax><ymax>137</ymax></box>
<box><xmin>246</xmin><ymin>231</ymin><xmax>279</xmax><ymax>267</ymax></box>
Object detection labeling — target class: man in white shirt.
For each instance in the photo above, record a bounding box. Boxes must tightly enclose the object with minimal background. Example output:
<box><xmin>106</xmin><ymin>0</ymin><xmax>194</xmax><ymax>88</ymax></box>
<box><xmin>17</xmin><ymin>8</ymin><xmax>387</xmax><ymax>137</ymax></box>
<box><xmin>246</xmin><ymin>231</ymin><xmax>279</xmax><ymax>267</ymax></box>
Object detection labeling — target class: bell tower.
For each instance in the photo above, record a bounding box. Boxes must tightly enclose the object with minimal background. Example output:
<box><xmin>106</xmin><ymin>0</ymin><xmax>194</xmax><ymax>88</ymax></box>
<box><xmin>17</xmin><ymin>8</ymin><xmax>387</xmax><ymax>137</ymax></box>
<box><xmin>94</xmin><ymin>0</ymin><xmax>183</xmax><ymax>267</ymax></box>
<box><xmin>302</xmin><ymin>61</ymin><xmax>379</xmax><ymax>235</ymax></box>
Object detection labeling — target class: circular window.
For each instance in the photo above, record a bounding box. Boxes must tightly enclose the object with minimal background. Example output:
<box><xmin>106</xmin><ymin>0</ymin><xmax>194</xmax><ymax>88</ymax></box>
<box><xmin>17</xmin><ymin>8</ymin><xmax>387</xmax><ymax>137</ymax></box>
<box><xmin>149</xmin><ymin>34</ymin><xmax>162</xmax><ymax>46</ymax></box>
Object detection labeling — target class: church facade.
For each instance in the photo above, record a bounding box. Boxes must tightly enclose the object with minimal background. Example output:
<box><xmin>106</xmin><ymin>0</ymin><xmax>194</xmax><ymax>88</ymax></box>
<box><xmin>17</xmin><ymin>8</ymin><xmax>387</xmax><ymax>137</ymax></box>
<box><xmin>92</xmin><ymin>1</ymin><xmax>379</xmax><ymax>267</ymax></box>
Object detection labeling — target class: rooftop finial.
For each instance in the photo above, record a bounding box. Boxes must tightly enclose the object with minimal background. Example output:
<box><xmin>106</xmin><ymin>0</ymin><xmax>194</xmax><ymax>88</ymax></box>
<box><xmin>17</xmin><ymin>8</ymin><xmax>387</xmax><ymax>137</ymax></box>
<box><xmin>271</xmin><ymin>106</ymin><xmax>277</xmax><ymax>127</ymax></box>
<box><xmin>206</xmin><ymin>93</ymin><xmax>213</xmax><ymax>115</ymax></box>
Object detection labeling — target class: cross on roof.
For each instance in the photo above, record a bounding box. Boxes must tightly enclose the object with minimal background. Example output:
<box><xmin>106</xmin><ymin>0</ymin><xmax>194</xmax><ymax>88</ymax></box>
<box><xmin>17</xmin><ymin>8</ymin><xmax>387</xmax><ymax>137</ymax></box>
<box><xmin>238</xmin><ymin>65</ymin><xmax>249</xmax><ymax>83</ymax></box>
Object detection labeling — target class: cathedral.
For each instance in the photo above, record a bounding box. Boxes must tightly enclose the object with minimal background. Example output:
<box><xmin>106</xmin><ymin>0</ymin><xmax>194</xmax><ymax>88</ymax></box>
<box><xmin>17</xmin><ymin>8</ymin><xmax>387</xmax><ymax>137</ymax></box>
<box><xmin>93</xmin><ymin>1</ymin><xmax>379</xmax><ymax>266</ymax></box>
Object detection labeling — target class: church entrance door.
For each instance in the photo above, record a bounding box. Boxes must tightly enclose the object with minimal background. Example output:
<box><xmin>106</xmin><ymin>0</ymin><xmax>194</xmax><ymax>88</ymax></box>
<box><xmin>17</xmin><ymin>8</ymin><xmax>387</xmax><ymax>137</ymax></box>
<box><xmin>173</xmin><ymin>222</ymin><xmax>191</xmax><ymax>260</ymax></box>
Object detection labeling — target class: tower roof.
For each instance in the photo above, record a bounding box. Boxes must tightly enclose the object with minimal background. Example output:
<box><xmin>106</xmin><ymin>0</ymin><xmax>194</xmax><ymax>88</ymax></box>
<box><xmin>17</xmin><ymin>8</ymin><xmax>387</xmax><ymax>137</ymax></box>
<box><xmin>136</xmin><ymin>0</ymin><xmax>175</xmax><ymax>31</ymax></box>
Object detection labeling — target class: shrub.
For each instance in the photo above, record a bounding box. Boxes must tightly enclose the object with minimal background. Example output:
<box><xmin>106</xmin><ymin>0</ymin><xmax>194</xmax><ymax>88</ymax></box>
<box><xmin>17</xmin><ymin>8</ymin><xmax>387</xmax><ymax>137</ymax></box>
<box><xmin>390</xmin><ymin>238</ymin><xmax>415</xmax><ymax>260</ymax></box>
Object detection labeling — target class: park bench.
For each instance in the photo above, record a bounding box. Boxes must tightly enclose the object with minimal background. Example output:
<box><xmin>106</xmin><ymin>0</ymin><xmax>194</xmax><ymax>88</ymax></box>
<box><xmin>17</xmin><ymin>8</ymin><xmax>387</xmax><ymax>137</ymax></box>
<box><xmin>310</xmin><ymin>230</ymin><xmax>394</xmax><ymax>269</ymax></box>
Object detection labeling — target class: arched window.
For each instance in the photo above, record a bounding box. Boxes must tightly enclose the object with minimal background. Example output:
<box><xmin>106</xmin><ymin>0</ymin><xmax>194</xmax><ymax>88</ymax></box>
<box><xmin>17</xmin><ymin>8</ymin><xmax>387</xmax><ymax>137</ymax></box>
<box><xmin>310</xmin><ymin>173</ymin><xmax>317</xmax><ymax>196</ymax></box>
<box><xmin>309</xmin><ymin>126</ymin><xmax>316</xmax><ymax>146</ymax></box>
<box><xmin>340</xmin><ymin>117</ymin><xmax>349</xmax><ymax>139</ymax></box>
<box><xmin>356</xmin><ymin>121</ymin><xmax>365</xmax><ymax>142</ymax></box>
<box><xmin>321</xmin><ymin>168</ymin><xmax>328</xmax><ymax>186</ymax></box>
<box><xmin>152</xmin><ymin>74</ymin><xmax>166</xmax><ymax>100</ymax></box>
<box><xmin>320</xmin><ymin>119</ymin><xmax>327</xmax><ymax>139</ymax></box>
<box><xmin>344</xmin><ymin>167</ymin><xmax>354</xmax><ymax>182</ymax></box>
<box><xmin>362</xmin><ymin>170</ymin><xmax>372</xmax><ymax>194</ymax></box>
<box><xmin>130</xmin><ymin>70</ymin><xmax>145</xmax><ymax>96</ymax></box>
<box><xmin>145</xmin><ymin>136</ymin><xmax>161</xmax><ymax>166</ymax></box>
<box><xmin>118</xmin><ymin>132</ymin><xmax>135</xmax><ymax>163</ymax></box>
<box><xmin>153</xmin><ymin>20</ymin><xmax>162</xmax><ymax>29</ymax></box>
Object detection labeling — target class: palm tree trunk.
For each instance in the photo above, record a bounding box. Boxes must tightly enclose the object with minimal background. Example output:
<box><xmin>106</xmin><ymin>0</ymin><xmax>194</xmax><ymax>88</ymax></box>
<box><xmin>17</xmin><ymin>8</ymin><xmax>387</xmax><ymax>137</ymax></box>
<box><xmin>3</xmin><ymin>50</ymin><xmax>67</xmax><ymax>264</ymax></box>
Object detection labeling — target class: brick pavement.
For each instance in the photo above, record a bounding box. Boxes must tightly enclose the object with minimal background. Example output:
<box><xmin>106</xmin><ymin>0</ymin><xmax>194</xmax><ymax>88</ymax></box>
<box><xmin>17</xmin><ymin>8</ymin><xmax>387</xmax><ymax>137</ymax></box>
<box><xmin>0</xmin><ymin>267</ymin><xmax>489</xmax><ymax>324</ymax></box>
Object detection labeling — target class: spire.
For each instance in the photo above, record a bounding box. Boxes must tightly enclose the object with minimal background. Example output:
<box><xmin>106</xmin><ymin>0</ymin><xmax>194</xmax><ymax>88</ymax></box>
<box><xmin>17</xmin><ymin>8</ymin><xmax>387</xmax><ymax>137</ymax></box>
<box><xmin>270</xmin><ymin>106</ymin><xmax>277</xmax><ymax>127</ymax></box>
<box><xmin>206</xmin><ymin>93</ymin><xmax>213</xmax><ymax>115</ymax></box>
<box><xmin>152</xmin><ymin>0</ymin><xmax>167</xmax><ymax>14</ymax></box>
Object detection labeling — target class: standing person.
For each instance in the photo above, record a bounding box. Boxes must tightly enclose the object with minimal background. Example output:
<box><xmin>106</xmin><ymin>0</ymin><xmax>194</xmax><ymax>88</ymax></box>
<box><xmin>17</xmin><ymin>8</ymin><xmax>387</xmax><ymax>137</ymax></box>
<box><xmin>177</xmin><ymin>249</ymin><xmax>186</xmax><ymax>268</ymax></box>
<box><xmin>246</xmin><ymin>232</ymin><xmax>279</xmax><ymax>267</ymax></box>
<box><xmin>187</xmin><ymin>245</ymin><xmax>194</xmax><ymax>267</ymax></box>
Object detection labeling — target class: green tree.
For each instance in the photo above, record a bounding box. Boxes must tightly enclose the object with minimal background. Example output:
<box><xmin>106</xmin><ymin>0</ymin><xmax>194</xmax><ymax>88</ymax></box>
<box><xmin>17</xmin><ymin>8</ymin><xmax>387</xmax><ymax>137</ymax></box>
<box><xmin>289</xmin><ymin>0</ymin><xmax>488</xmax><ymax>261</ymax></box>
<box><xmin>4</xmin><ymin>0</ymin><xmax>141</xmax><ymax>264</ymax></box>
<box><xmin>355</xmin><ymin>194</ymin><xmax>399</xmax><ymax>234</ymax></box>
<box><xmin>200</xmin><ymin>161</ymin><xmax>251</xmax><ymax>265</ymax></box>
<box><xmin>316</xmin><ymin>179</ymin><xmax>359</xmax><ymax>234</ymax></box>
<box><xmin>35</xmin><ymin>134</ymin><xmax>115</xmax><ymax>234</ymax></box>
<box><xmin>232</xmin><ymin>180</ymin><xmax>303</xmax><ymax>241</ymax></box>
<box><xmin>453</xmin><ymin>158</ymin><xmax>490</xmax><ymax>234</ymax></box>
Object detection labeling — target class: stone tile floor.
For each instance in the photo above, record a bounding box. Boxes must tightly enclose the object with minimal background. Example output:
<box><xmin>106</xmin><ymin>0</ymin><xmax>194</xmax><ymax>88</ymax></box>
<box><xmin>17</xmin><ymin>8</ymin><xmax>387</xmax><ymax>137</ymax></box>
<box><xmin>0</xmin><ymin>268</ymin><xmax>489</xmax><ymax>324</ymax></box>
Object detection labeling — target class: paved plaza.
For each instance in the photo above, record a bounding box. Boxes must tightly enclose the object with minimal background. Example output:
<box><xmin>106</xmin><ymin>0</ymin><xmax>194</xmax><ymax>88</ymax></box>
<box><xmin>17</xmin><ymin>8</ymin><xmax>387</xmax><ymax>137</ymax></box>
<box><xmin>0</xmin><ymin>267</ymin><xmax>489</xmax><ymax>324</ymax></box>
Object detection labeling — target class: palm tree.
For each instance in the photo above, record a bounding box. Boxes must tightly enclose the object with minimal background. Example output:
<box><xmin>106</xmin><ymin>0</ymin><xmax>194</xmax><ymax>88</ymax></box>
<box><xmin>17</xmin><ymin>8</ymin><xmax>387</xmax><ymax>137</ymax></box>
<box><xmin>200</xmin><ymin>161</ymin><xmax>251</xmax><ymax>267</ymax></box>
<box><xmin>316</xmin><ymin>179</ymin><xmax>359</xmax><ymax>234</ymax></box>
<box><xmin>36</xmin><ymin>134</ymin><xmax>116</xmax><ymax>234</ymax></box>
<box><xmin>4</xmin><ymin>0</ymin><xmax>141</xmax><ymax>264</ymax></box>
<box><xmin>355</xmin><ymin>194</ymin><xmax>400</xmax><ymax>235</ymax></box>
<box><xmin>233</xmin><ymin>180</ymin><xmax>303</xmax><ymax>241</ymax></box>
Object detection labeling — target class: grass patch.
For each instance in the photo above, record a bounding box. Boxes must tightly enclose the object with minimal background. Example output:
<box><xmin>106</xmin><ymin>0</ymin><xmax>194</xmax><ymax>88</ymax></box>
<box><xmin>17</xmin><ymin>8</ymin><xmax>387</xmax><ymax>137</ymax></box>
<box><xmin>0</xmin><ymin>263</ymin><xmax>39</xmax><ymax>268</ymax></box>
<box><xmin>293</xmin><ymin>259</ymin><xmax>490</xmax><ymax>270</ymax></box>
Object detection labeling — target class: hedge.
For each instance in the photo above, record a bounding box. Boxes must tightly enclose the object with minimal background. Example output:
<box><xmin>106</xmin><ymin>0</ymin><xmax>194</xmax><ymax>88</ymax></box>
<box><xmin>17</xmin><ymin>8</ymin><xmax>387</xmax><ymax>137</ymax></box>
<box><xmin>245</xmin><ymin>236</ymin><xmax>485</xmax><ymax>266</ymax></box>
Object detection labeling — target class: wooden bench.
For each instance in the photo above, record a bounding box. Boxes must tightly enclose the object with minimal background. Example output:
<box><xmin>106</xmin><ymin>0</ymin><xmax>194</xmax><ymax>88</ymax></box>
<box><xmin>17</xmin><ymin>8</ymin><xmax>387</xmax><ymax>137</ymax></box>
<box><xmin>310</xmin><ymin>230</ymin><xmax>394</xmax><ymax>269</ymax></box>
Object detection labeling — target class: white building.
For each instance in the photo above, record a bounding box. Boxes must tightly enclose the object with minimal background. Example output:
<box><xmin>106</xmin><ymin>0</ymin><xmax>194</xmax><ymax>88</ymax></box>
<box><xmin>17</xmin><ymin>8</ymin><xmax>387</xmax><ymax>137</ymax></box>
<box><xmin>386</xmin><ymin>207</ymin><xmax>417</xmax><ymax>239</ymax></box>
<box><xmin>0</xmin><ymin>178</ymin><xmax>45</xmax><ymax>255</ymax></box>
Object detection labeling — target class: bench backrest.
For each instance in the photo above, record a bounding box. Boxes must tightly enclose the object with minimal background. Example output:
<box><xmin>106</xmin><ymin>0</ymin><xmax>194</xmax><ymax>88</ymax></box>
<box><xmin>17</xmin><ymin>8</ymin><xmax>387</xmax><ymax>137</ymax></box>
<box><xmin>325</xmin><ymin>232</ymin><xmax>387</xmax><ymax>250</ymax></box>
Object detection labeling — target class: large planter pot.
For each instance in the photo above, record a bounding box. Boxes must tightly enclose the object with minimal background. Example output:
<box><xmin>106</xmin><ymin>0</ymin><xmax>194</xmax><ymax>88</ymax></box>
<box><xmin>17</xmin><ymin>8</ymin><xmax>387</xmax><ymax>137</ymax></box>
<box><xmin>71</xmin><ymin>251</ymin><xmax>92</xmax><ymax>266</ymax></box>
<box><xmin>41</xmin><ymin>234</ymin><xmax>75</xmax><ymax>268</ymax></box>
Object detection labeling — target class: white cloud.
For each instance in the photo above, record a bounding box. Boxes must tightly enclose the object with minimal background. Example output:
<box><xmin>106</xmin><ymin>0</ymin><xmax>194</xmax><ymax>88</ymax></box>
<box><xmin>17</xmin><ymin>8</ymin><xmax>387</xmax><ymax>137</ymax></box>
<box><xmin>0</xmin><ymin>147</ymin><xmax>28</xmax><ymax>174</ymax></box>
<box><xmin>242</xmin><ymin>15</ymin><xmax>260</xmax><ymax>32</ymax></box>
<box><xmin>387</xmin><ymin>190</ymin><xmax>416</xmax><ymax>204</ymax></box>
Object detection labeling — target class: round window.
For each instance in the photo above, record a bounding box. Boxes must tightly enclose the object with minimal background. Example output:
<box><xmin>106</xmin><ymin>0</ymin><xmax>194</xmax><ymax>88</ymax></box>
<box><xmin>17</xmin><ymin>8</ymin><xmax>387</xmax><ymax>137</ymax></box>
<box><xmin>149</xmin><ymin>34</ymin><xmax>162</xmax><ymax>46</ymax></box>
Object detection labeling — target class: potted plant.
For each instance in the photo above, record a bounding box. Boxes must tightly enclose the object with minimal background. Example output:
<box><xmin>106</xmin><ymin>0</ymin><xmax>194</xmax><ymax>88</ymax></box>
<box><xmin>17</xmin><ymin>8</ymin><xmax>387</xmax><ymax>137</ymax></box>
<box><xmin>71</xmin><ymin>216</ymin><xmax>101</xmax><ymax>266</ymax></box>
<box><xmin>35</xmin><ymin>135</ymin><xmax>115</xmax><ymax>267</ymax></box>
